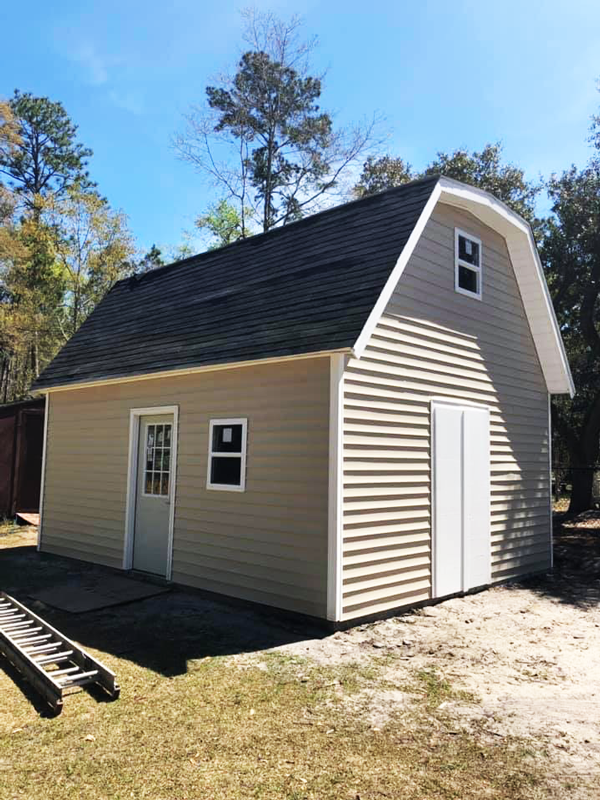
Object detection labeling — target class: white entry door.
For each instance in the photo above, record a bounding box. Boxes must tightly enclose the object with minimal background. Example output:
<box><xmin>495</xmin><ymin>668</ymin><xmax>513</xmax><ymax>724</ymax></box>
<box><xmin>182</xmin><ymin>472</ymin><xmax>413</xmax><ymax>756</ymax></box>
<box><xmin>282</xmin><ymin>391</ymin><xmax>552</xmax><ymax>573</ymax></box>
<box><xmin>432</xmin><ymin>402</ymin><xmax>490</xmax><ymax>598</ymax></box>
<box><xmin>133</xmin><ymin>414</ymin><xmax>174</xmax><ymax>575</ymax></box>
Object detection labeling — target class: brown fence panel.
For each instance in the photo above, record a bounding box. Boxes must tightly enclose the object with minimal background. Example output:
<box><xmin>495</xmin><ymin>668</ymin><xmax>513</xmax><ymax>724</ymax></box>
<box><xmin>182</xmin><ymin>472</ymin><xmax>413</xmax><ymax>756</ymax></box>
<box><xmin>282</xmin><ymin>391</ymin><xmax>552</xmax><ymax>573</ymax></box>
<box><xmin>0</xmin><ymin>414</ymin><xmax>16</xmax><ymax>518</ymax></box>
<box><xmin>12</xmin><ymin>409</ymin><xmax>44</xmax><ymax>514</ymax></box>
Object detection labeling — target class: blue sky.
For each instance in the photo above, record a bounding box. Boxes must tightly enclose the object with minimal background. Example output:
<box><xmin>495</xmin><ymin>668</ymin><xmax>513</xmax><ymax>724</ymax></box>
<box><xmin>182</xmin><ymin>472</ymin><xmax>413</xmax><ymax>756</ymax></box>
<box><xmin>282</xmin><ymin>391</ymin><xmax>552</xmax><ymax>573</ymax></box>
<box><xmin>1</xmin><ymin>0</ymin><xmax>599</xmax><ymax>253</ymax></box>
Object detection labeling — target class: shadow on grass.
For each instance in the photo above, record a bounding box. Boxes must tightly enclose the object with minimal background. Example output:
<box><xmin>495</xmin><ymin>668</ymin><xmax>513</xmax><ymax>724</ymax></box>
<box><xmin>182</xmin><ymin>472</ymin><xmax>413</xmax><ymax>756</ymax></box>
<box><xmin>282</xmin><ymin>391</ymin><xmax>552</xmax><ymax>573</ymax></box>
<box><xmin>0</xmin><ymin>540</ymin><xmax>327</xmax><ymax>684</ymax></box>
<box><xmin>0</xmin><ymin>653</ymin><xmax>61</xmax><ymax>718</ymax></box>
<box><xmin>504</xmin><ymin>512</ymin><xmax>600</xmax><ymax>609</ymax></box>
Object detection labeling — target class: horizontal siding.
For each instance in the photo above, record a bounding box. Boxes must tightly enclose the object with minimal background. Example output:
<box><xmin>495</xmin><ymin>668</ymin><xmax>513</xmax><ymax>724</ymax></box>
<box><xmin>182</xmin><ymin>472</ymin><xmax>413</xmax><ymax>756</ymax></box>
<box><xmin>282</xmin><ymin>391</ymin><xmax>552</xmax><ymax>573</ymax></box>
<box><xmin>341</xmin><ymin>202</ymin><xmax>550</xmax><ymax>620</ymax></box>
<box><xmin>42</xmin><ymin>357</ymin><xmax>330</xmax><ymax>618</ymax></box>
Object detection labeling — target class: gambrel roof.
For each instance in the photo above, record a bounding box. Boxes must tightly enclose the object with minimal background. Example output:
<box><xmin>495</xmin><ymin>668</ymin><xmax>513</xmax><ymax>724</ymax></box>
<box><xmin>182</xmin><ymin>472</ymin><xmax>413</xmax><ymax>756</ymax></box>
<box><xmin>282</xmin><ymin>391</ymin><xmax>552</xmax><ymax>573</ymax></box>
<box><xmin>33</xmin><ymin>176</ymin><xmax>573</xmax><ymax>396</ymax></box>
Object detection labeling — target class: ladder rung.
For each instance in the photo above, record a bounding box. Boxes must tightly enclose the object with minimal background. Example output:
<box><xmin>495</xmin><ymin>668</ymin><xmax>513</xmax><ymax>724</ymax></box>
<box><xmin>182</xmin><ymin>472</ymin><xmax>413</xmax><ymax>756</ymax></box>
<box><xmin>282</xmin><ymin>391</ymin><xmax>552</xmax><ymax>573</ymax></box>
<box><xmin>11</xmin><ymin>627</ymin><xmax>43</xmax><ymax>639</ymax></box>
<box><xmin>18</xmin><ymin>634</ymin><xmax>53</xmax><ymax>646</ymax></box>
<box><xmin>2</xmin><ymin>621</ymin><xmax>35</xmax><ymax>631</ymax></box>
<box><xmin>35</xmin><ymin>650</ymin><xmax>73</xmax><ymax>665</ymax></box>
<box><xmin>62</xmin><ymin>677</ymin><xmax>99</xmax><ymax>690</ymax></box>
<box><xmin>48</xmin><ymin>666</ymin><xmax>79</xmax><ymax>677</ymax></box>
<box><xmin>58</xmin><ymin>670</ymin><xmax>98</xmax><ymax>686</ymax></box>
<box><xmin>0</xmin><ymin>612</ymin><xmax>24</xmax><ymax>619</ymax></box>
<box><xmin>27</xmin><ymin>643</ymin><xmax>61</xmax><ymax>654</ymax></box>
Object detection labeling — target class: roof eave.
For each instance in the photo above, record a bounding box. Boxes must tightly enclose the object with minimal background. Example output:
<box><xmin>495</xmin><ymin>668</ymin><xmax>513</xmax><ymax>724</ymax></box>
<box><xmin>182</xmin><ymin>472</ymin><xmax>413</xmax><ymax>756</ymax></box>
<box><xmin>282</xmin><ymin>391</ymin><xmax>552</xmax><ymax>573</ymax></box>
<box><xmin>32</xmin><ymin>347</ymin><xmax>353</xmax><ymax>395</ymax></box>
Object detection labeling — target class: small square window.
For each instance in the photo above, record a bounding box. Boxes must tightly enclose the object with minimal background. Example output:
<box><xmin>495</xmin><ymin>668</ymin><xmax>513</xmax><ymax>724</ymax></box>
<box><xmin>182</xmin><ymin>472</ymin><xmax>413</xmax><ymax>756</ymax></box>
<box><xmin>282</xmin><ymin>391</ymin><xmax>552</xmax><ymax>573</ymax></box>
<box><xmin>455</xmin><ymin>229</ymin><xmax>482</xmax><ymax>299</ymax></box>
<box><xmin>207</xmin><ymin>418</ymin><xmax>247</xmax><ymax>492</ymax></box>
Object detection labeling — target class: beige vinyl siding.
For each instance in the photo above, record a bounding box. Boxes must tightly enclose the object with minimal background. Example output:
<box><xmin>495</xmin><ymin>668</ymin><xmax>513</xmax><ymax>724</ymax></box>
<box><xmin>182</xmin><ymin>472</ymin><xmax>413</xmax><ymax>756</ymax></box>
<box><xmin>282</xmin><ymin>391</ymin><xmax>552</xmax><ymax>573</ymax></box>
<box><xmin>341</xmin><ymin>202</ymin><xmax>550</xmax><ymax>620</ymax></box>
<box><xmin>42</xmin><ymin>357</ymin><xmax>330</xmax><ymax>618</ymax></box>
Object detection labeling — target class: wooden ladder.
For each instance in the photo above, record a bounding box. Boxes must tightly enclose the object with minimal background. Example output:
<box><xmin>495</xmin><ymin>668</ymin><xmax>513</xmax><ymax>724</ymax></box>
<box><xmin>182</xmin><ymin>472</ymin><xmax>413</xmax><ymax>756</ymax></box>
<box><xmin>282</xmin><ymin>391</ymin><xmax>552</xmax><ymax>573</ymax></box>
<box><xmin>0</xmin><ymin>592</ymin><xmax>120</xmax><ymax>714</ymax></box>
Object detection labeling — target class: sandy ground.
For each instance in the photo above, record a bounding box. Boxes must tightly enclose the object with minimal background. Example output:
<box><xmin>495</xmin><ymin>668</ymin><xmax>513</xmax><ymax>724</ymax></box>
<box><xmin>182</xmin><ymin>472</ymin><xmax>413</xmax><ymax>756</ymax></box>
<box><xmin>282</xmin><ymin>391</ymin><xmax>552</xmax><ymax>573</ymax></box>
<box><xmin>271</xmin><ymin>516</ymin><xmax>600</xmax><ymax>790</ymax></box>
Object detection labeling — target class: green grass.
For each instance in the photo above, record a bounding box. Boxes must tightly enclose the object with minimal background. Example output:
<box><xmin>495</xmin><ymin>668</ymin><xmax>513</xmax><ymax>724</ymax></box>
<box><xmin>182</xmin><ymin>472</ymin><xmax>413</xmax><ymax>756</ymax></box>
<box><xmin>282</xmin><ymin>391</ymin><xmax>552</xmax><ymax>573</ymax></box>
<box><xmin>0</xmin><ymin>528</ymin><xmax>590</xmax><ymax>799</ymax></box>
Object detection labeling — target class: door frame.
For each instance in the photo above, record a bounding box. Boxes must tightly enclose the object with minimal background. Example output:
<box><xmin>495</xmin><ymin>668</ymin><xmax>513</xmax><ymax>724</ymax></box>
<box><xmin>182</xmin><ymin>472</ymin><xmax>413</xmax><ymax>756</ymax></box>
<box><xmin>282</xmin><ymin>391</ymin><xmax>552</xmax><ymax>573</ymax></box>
<box><xmin>430</xmin><ymin>398</ymin><xmax>490</xmax><ymax>598</ymax></box>
<box><xmin>123</xmin><ymin>405</ymin><xmax>179</xmax><ymax>578</ymax></box>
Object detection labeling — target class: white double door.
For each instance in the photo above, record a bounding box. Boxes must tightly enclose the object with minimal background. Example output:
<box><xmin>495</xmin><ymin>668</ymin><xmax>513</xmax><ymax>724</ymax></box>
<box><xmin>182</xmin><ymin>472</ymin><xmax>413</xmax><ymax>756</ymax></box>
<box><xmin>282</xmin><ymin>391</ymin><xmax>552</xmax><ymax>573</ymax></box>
<box><xmin>432</xmin><ymin>401</ymin><xmax>491</xmax><ymax>598</ymax></box>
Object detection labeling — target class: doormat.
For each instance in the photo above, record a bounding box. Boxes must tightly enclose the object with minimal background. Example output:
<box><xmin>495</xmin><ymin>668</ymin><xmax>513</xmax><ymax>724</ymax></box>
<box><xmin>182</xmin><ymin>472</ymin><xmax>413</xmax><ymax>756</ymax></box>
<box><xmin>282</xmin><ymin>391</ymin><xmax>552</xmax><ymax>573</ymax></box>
<box><xmin>30</xmin><ymin>574</ymin><xmax>169</xmax><ymax>614</ymax></box>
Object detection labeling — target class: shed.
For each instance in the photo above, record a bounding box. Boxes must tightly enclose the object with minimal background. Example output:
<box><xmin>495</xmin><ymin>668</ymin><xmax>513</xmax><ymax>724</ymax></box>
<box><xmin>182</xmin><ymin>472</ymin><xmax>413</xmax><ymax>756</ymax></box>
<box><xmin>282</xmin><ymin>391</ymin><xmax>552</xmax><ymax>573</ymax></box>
<box><xmin>0</xmin><ymin>397</ymin><xmax>46</xmax><ymax>519</ymax></box>
<box><xmin>32</xmin><ymin>177</ymin><xmax>573</xmax><ymax>624</ymax></box>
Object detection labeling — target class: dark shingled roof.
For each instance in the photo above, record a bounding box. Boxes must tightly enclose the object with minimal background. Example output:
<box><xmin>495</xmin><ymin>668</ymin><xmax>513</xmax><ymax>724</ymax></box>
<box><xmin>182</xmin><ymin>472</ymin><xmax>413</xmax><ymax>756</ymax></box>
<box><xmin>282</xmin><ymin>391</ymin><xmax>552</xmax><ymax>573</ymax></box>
<box><xmin>33</xmin><ymin>176</ymin><xmax>440</xmax><ymax>390</ymax></box>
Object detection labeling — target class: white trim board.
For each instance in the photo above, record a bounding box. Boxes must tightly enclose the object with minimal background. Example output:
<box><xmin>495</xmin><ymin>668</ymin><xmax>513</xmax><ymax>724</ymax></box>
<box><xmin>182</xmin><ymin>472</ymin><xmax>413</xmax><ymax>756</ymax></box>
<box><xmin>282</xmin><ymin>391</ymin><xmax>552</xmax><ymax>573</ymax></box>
<box><xmin>327</xmin><ymin>354</ymin><xmax>345</xmax><ymax>621</ymax></box>
<box><xmin>353</xmin><ymin>177</ymin><xmax>574</xmax><ymax>398</ymax></box>
<box><xmin>36</xmin><ymin>393</ymin><xmax>50</xmax><ymax>552</ymax></box>
<box><xmin>34</xmin><ymin>349</ymin><xmax>351</xmax><ymax>395</ymax></box>
<box><xmin>548</xmin><ymin>393</ymin><xmax>554</xmax><ymax>570</ymax></box>
<box><xmin>124</xmin><ymin>405</ymin><xmax>179</xmax><ymax>579</ymax></box>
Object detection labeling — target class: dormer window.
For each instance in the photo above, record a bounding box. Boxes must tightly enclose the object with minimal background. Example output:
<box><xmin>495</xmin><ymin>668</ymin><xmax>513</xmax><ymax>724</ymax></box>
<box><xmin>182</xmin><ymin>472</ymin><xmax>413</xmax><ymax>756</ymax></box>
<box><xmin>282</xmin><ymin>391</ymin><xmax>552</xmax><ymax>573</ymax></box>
<box><xmin>455</xmin><ymin>229</ymin><xmax>482</xmax><ymax>299</ymax></box>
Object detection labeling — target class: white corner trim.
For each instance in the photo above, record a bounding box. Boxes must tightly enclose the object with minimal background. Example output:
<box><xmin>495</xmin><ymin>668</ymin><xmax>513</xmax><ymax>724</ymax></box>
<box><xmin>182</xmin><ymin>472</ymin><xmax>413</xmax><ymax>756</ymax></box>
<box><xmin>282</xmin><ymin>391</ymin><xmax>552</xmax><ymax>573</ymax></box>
<box><xmin>548</xmin><ymin>393</ymin><xmax>554</xmax><ymax>570</ymax></box>
<box><xmin>124</xmin><ymin>405</ymin><xmax>179</xmax><ymax>579</ymax></box>
<box><xmin>206</xmin><ymin>418</ymin><xmax>248</xmax><ymax>492</ymax></box>
<box><xmin>352</xmin><ymin>177</ymin><xmax>574</xmax><ymax>398</ymax></box>
<box><xmin>327</xmin><ymin>353</ymin><xmax>345</xmax><ymax>622</ymax></box>
<box><xmin>36</xmin><ymin>393</ymin><xmax>50</xmax><ymax>552</ymax></box>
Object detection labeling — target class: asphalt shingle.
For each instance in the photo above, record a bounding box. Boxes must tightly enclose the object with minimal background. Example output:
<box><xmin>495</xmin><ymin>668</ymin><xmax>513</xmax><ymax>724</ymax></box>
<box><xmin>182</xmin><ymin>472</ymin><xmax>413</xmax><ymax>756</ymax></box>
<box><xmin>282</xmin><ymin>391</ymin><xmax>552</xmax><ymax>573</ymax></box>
<box><xmin>33</xmin><ymin>176</ymin><xmax>439</xmax><ymax>390</ymax></box>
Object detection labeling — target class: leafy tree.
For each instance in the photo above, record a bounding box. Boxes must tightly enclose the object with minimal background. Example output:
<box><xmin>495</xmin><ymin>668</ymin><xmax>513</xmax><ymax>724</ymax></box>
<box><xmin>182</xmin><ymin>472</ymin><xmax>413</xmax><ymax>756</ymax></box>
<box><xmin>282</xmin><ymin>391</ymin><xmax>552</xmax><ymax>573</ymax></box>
<box><xmin>353</xmin><ymin>143</ymin><xmax>540</xmax><ymax>225</ymax></box>
<box><xmin>174</xmin><ymin>11</ymin><xmax>379</xmax><ymax>233</ymax></box>
<box><xmin>542</xmin><ymin>163</ymin><xmax>600</xmax><ymax>512</ymax></box>
<box><xmin>43</xmin><ymin>189</ymin><xmax>136</xmax><ymax>338</ymax></box>
<box><xmin>136</xmin><ymin>244</ymin><xmax>164</xmax><ymax>274</ymax></box>
<box><xmin>0</xmin><ymin>199</ymin><xmax>62</xmax><ymax>400</ymax></box>
<box><xmin>196</xmin><ymin>199</ymin><xmax>251</xmax><ymax>249</ymax></box>
<box><xmin>352</xmin><ymin>155</ymin><xmax>414</xmax><ymax>198</ymax></box>
<box><xmin>0</xmin><ymin>91</ymin><xmax>93</xmax><ymax>211</ymax></box>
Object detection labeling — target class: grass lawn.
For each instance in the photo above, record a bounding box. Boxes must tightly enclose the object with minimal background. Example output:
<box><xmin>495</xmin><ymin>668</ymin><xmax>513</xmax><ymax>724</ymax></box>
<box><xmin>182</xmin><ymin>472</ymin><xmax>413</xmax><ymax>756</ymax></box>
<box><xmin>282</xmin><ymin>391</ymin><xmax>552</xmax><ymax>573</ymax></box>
<box><xmin>0</xmin><ymin>519</ymin><xmax>589</xmax><ymax>799</ymax></box>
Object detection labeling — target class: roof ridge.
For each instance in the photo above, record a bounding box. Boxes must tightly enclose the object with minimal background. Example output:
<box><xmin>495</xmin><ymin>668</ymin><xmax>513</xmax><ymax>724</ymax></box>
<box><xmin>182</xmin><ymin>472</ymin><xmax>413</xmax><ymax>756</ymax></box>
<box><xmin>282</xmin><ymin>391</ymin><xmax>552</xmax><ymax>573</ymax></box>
<box><xmin>126</xmin><ymin>175</ymin><xmax>441</xmax><ymax>286</ymax></box>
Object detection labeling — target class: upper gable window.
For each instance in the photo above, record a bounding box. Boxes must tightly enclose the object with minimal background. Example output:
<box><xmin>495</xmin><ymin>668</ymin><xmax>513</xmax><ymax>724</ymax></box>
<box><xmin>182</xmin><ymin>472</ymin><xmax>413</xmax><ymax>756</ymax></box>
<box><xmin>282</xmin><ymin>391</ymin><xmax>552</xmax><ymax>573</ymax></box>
<box><xmin>455</xmin><ymin>229</ymin><xmax>482</xmax><ymax>300</ymax></box>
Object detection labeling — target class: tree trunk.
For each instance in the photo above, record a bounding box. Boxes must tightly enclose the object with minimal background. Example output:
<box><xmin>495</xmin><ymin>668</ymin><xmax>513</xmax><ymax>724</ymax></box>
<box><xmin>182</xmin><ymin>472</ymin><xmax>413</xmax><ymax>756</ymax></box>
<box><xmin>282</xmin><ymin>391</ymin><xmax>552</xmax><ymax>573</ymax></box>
<box><xmin>569</xmin><ymin>465</ymin><xmax>595</xmax><ymax>513</ymax></box>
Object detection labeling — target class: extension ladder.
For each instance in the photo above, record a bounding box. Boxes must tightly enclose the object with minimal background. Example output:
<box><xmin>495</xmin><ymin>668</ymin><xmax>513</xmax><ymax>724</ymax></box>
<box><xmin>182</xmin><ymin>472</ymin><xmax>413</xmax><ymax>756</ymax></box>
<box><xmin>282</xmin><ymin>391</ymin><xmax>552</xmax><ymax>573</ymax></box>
<box><xmin>0</xmin><ymin>592</ymin><xmax>120</xmax><ymax>714</ymax></box>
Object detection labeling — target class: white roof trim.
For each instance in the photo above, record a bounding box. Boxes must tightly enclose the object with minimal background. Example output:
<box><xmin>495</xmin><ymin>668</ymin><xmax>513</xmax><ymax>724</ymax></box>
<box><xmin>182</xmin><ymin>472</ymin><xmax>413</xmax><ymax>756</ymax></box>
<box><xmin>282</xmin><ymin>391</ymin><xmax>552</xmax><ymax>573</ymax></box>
<box><xmin>353</xmin><ymin>177</ymin><xmax>574</xmax><ymax>397</ymax></box>
<box><xmin>34</xmin><ymin>348</ymin><xmax>351</xmax><ymax>394</ymax></box>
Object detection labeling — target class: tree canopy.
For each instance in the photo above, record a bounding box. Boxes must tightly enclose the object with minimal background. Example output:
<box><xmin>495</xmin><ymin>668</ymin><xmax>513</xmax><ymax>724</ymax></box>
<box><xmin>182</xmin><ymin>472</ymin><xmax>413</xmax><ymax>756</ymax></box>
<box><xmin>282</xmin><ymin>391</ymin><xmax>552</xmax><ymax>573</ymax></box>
<box><xmin>0</xmin><ymin>91</ymin><xmax>93</xmax><ymax>209</ymax></box>
<box><xmin>353</xmin><ymin>143</ymin><xmax>540</xmax><ymax>225</ymax></box>
<box><xmin>174</xmin><ymin>11</ymin><xmax>379</xmax><ymax>234</ymax></box>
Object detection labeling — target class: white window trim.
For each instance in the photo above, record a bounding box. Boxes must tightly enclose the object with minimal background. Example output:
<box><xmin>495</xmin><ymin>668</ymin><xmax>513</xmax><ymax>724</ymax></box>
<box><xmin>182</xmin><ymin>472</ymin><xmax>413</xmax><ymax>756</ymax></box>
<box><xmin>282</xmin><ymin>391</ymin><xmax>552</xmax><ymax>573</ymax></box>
<box><xmin>124</xmin><ymin>405</ymin><xmax>179</xmax><ymax>578</ymax></box>
<box><xmin>140</xmin><ymin>419</ymin><xmax>173</xmax><ymax>499</ymax></box>
<box><xmin>207</xmin><ymin>418</ymin><xmax>248</xmax><ymax>492</ymax></box>
<box><xmin>454</xmin><ymin>227</ymin><xmax>482</xmax><ymax>300</ymax></box>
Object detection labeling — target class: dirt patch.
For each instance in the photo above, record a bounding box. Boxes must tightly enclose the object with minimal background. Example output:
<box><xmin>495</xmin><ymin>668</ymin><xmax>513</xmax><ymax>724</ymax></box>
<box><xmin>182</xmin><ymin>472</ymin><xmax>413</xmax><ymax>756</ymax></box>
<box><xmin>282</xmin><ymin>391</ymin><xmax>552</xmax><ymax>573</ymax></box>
<box><xmin>273</xmin><ymin>514</ymin><xmax>600</xmax><ymax>791</ymax></box>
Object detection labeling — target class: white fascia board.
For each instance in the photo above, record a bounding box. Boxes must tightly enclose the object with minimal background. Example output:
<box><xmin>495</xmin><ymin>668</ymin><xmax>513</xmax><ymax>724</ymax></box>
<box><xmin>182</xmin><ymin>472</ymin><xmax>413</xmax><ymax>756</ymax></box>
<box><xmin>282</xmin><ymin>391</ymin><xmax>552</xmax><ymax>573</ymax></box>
<box><xmin>353</xmin><ymin>177</ymin><xmax>574</xmax><ymax>398</ymax></box>
<box><xmin>353</xmin><ymin>181</ymin><xmax>443</xmax><ymax>359</ymax></box>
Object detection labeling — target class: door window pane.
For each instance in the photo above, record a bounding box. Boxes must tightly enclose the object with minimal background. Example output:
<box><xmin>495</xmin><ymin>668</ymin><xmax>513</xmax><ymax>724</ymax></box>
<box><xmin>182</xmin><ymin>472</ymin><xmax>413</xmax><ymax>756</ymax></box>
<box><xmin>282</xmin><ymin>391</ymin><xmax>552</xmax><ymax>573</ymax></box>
<box><xmin>142</xmin><ymin>422</ymin><xmax>172</xmax><ymax>496</ymax></box>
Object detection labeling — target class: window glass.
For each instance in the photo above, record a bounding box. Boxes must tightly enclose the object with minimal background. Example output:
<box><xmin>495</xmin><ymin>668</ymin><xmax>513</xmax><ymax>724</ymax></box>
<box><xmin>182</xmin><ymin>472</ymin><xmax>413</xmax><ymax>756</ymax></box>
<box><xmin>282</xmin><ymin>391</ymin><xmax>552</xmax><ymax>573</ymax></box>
<box><xmin>212</xmin><ymin>424</ymin><xmax>243</xmax><ymax>453</ymax></box>
<box><xmin>458</xmin><ymin>235</ymin><xmax>479</xmax><ymax>266</ymax></box>
<box><xmin>211</xmin><ymin>456</ymin><xmax>242</xmax><ymax>486</ymax></box>
<box><xmin>143</xmin><ymin>422</ymin><xmax>172</xmax><ymax>496</ymax></box>
<box><xmin>458</xmin><ymin>265</ymin><xmax>479</xmax><ymax>294</ymax></box>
